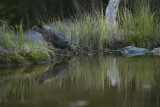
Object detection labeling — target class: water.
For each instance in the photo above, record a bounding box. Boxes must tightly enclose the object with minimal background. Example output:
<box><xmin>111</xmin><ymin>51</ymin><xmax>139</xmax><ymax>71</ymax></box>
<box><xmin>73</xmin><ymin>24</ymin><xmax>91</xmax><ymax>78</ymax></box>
<box><xmin>0</xmin><ymin>55</ymin><xmax>160</xmax><ymax>107</ymax></box>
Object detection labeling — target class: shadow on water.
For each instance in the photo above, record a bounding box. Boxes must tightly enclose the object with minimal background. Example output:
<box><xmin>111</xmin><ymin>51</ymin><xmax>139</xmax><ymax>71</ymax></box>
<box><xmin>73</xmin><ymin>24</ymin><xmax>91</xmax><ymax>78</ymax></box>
<box><xmin>0</xmin><ymin>55</ymin><xmax>160</xmax><ymax>107</ymax></box>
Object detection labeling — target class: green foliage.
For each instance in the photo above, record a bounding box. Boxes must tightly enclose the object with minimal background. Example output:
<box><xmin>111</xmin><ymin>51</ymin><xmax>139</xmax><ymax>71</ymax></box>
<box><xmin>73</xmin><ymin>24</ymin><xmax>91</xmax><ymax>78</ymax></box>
<box><xmin>0</xmin><ymin>0</ymin><xmax>75</xmax><ymax>28</ymax></box>
<box><xmin>70</xmin><ymin>15</ymin><xmax>103</xmax><ymax>51</ymax></box>
<box><xmin>0</xmin><ymin>1</ymin><xmax>160</xmax><ymax>64</ymax></box>
<box><xmin>50</xmin><ymin>6</ymin><xmax>160</xmax><ymax>51</ymax></box>
<box><xmin>22</xmin><ymin>49</ymin><xmax>51</xmax><ymax>63</ymax></box>
<box><xmin>0</xmin><ymin>53</ymin><xmax>26</xmax><ymax>64</ymax></box>
<box><xmin>119</xmin><ymin>7</ymin><xmax>159</xmax><ymax>48</ymax></box>
<box><xmin>0</xmin><ymin>23</ymin><xmax>55</xmax><ymax>64</ymax></box>
<box><xmin>52</xmin><ymin>12</ymin><xmax>117</xmax><ymax>53</ymax></box>
<box><xmin>1</xmin><ymin>0</ymin><xmax>160</xmax><ymax>28</ymax></box>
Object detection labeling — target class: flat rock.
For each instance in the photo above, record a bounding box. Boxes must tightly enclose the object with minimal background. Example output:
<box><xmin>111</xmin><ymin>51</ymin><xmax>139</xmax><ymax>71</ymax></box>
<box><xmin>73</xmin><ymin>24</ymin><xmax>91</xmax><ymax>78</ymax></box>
<box><xmin>120</xmin><ymin>46</ymin><xmax>149</xmax><ymax>57</ymax></box>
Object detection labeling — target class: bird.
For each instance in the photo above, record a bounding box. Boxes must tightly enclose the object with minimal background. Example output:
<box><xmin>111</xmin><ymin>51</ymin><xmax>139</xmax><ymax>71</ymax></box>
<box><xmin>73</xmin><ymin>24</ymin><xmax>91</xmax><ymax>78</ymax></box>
<box><xmin>32</xmin><ymin>25</ymin><xmax>69</xmax><ymax>49</ymax></box>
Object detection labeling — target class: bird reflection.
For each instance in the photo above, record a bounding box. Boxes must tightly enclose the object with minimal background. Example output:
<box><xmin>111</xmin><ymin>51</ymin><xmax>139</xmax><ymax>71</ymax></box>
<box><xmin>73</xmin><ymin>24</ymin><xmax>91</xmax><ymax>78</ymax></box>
<box><xmin>39</xmin><ymin>61</ymin><xmax>69</xmax><ymax>83</ymax></box>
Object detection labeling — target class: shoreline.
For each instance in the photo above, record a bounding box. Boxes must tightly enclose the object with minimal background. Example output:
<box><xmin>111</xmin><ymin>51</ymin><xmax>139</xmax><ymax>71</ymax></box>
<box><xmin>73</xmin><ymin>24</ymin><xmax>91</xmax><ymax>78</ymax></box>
<box><xmin>0</xmin><ymin>46</ymin><xmax>156</xmax><ymax>67</ymax></box>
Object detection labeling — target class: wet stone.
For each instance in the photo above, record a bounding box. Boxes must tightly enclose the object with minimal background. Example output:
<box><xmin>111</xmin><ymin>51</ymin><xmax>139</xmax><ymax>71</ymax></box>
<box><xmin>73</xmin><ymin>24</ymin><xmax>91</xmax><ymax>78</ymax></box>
<box><xmin>120</xmin><ymin>46</ymin><xmax>149</xmax><ymax>57</ymax></box>
<box><xmin>151</xmin><ymin>47</ymin><xmax>160</xmax><ymax>56</ymax></box>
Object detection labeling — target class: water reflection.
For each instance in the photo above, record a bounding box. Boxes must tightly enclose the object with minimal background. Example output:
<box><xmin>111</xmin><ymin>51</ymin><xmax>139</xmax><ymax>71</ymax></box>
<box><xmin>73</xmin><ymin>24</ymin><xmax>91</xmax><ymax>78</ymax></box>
<box><xmin>40</xmin><ymin>61</ymin><xmax>69</xmax><ymax>83</ymax></box>
<box><xmin>0</xmin><ymin>55</ymin><xmax>160</xmax><ymax>107</ymax></box>
<box><xmin>106</xmin><ymin>58</ymin><xmax>120</xmax><ymax>86</ymax></box>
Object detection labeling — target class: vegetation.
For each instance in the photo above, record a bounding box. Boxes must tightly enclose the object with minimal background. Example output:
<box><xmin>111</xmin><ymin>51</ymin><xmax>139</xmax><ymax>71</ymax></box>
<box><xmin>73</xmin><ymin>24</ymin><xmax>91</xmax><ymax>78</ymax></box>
<box><xmin>0</xmin><ymin>23</ymin><xmax>55</xmax><ymax>64</ymax></box>
<box><xmin>52</xmin><ymin>6</ymin><xmax>160</xmax><ymax>51</ymax></box>
<box><xmin>0</xmin><ymin>0</ymin><xmax>160</xmax><ymax>64</ymax></box>
<box><xmin>1</xmin><ymin>1</ymin><xmax>160</xmax><ymax>106</ymax></box>
<box><xmin>0</xmin><ymin>0</ymin><xmax>160</xmax><ymax>28</ymax></box>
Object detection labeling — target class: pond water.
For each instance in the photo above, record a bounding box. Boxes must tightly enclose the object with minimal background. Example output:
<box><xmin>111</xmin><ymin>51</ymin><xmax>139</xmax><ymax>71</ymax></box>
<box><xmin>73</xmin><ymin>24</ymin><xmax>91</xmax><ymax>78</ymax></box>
<box><xmin>0</xmin><ymin>55</ymin><xmax>160</xmax><ymax>107</ymax></box>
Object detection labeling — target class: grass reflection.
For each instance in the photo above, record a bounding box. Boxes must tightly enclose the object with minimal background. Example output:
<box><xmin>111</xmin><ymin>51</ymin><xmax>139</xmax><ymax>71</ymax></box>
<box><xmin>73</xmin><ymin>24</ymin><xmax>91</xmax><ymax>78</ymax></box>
<box><xmin>0</xmin><ymin>55</ymin><xmax>160</xmax><ymax>105</ymax></box>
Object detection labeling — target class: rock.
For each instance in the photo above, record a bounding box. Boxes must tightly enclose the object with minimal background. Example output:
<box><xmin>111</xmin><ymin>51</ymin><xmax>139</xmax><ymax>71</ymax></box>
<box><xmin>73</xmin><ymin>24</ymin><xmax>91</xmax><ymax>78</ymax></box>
<box><xmin>151</xmin><ymin>47</ymin><xmax>160</xmax><ymax>56</ymax></box>
<box><xmin>120</xmin><ymin>46</ymin><xmax>149</xmax><ymax>57</ymax></box>
<box><xmin>24</xmin><ymin>29</ymin><xmax>44</xmax><ymax>42</ymax></box>
<box><xmin>0</xmin><ymin>46</ymin><xmax>10</xmax><ymax>55</ymax></box>
<box><xmin>32</xmin><ymin>25</ymin><xmax>69</xmax><ymax>49</ymax></box>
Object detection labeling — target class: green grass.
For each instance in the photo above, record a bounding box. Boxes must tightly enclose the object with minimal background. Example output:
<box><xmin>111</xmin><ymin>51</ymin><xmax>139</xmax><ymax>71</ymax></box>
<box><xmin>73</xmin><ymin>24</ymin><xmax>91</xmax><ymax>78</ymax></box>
<box><xmin>0</xmin><ymin>22</ymin><xmax>55</xmax><ymax>64</ymax></box>
<box><xmin>49</xmin><ymin>6</ymin><xmax>160</xmax><ymax>52</ymax></box>
<box><xmin>118</xmin><ymin>7</ymin><xmax>160</xmax><ymax>48</ymax></box>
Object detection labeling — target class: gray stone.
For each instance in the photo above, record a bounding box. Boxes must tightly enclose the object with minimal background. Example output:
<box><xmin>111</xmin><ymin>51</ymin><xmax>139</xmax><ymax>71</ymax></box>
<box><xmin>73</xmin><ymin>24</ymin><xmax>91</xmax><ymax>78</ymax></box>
<box><xmin>0</xmin><ymin>46</ymin><xmax>10</xmax><ymax>55</ymax></box>
<box><xmin>151</xmin><ymin>47</ymin><xmax>160</xmax><ymax>56</ymax></box>
<box><xmin>120</xmin><ymin>46</ymin><xmax>149</xmax><ymax>57</ymax></box>
<box><xmin>24</xmin><ymin>29</ymin><xmax>44</xmax><ymax>42</ymax></box>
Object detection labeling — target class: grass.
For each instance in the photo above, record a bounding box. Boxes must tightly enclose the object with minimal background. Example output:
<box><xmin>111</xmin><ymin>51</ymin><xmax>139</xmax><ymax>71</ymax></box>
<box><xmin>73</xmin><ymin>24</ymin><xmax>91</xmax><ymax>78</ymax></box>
<box><xmin>49</xmin><ymin>6</ymin><xmax>160</xmax><ymax>52</ymax></box>
<box><xmin>118</xmin><ymin>7</ymin><xmax>160</xmax><ymax>48</ymax></box>
<box><xmin>0</xmin><ymin>4</ymin><xmax>160</xmax><ymax>64</ymax></box>
<box><xmin>0</xmin><ymin>22</ymin><xmax>55</xmax><ymax>64</ymax></box>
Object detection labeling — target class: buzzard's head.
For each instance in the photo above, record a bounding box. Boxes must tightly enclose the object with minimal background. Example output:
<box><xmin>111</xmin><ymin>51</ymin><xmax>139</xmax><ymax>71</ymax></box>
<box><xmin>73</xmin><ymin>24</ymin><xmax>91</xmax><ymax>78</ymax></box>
<box><xmin>32</xmin><ymin>25</ymin><xmax>44</xmax><ymax>33</ymax></box>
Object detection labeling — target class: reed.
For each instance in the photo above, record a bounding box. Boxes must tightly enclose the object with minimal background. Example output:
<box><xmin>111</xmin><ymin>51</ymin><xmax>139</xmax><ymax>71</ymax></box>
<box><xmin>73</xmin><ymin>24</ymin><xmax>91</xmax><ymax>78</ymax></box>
<box><xmin>51</xmin><ymin>5</ymin><xmax>160</xmax><ymax>51</ymax></box>
<box><xmin>119</xmin><ymin>7</ymin><xmax>158</xmax><ymax>48</ymax></box>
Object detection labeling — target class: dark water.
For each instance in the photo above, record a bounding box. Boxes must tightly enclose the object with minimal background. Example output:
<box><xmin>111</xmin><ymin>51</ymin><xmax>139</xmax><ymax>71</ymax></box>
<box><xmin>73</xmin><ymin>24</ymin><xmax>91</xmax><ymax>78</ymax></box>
<box><xmin>0</xmin><ymin>55</ymin><xmax>160</xmax><ymax>107</ymax></box>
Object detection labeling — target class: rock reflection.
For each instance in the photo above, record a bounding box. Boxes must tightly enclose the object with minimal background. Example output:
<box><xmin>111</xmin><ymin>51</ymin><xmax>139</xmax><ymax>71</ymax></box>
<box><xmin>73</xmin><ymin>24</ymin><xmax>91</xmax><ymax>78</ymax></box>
<box><xmin>39</xmin><ymin>61</ymin><xmax>69</xmax><ymax>83</ymax></box>
<box><xmin>69</xmin><ymin>100</ymin><xmax>89</xmax><ymax>107</ymax></box>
